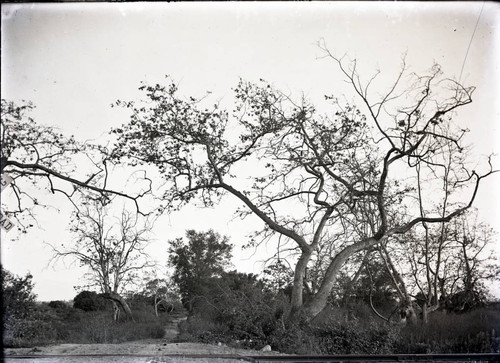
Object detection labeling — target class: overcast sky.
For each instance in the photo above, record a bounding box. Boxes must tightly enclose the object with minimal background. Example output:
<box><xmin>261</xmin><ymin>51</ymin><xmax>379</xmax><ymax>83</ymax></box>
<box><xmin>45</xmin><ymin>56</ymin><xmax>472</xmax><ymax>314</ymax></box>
<box><xmin>1</xmin><ymin>2</ymin><xmax>499</xmax><ymax>301</ymax></box>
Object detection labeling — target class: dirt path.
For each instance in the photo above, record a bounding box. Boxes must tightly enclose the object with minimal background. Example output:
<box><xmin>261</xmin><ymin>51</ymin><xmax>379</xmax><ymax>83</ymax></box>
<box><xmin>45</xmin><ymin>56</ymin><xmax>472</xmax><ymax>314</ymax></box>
<box><xmin>3</xmin><ymin>342</ymin><xmax>280</xmax><ymax>362</ymax></box>
<box><xmin>163</xmin><ymin>312</ymin><xmax>187</xmax><ymax>342</ymax></box>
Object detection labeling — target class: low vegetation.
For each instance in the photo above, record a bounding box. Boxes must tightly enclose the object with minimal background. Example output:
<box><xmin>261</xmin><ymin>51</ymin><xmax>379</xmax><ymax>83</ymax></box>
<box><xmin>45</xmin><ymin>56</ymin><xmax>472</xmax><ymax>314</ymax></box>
<box><xmin>176</xmin><ymin>290</ymin><xmax>500</xmax><ymax>355</ymax></box>
<box><xmin>2</xmin><ymin>267</ymin><xmax>179</xmax><ymax>348</ymax></box>
<box><xmin>3</xmin><ymin>299</ymin><xmax>170</xmax><ymax>348</ymax></box>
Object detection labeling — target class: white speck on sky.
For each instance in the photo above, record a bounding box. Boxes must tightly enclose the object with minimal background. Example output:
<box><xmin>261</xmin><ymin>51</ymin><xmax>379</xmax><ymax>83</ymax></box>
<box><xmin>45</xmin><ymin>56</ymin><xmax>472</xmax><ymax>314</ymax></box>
<box><xmin>1</xmin><ymin>2</ymin><xmax>499</xmax><ymax>301</ymax></box>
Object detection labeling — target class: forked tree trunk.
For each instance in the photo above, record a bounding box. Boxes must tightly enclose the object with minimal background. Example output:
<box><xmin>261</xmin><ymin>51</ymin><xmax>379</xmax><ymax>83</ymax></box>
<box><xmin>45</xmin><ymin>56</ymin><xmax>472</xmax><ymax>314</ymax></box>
<box><xmin>112</xmin><ymin>301</ymin><xmax>120</xmax><ymax>321</ymax></box>
<box><xmin>291</xmin><ymin>236</ymin><xmax>382</xmax><ymax>322</ymax></box>
<box><xmin>103</xmin><ymin>291</ymin><xmax>135</xmax><ymax>322</ymax></box>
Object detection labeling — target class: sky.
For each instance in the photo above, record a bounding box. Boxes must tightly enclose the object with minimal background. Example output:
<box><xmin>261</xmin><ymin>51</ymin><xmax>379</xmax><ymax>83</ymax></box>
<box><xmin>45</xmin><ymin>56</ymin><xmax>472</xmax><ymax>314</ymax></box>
<box><xmin>1</xmin><ymin>2</ymin><xmax>499</xmax><ymax>301</ymax></box>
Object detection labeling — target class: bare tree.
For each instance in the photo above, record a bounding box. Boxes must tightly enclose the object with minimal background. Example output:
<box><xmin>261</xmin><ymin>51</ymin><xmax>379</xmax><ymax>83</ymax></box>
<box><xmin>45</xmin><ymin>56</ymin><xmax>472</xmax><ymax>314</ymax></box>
<box><xmin>1</xmin><ymin>99</ymin><xmax>152</xmax><ymax>232</ymax></box>
<box><xmin>50</xmin><ymin>194</ymin><xmax>154</xmax><ymax>321</ymax></box>
<box><xmin>112</xmin><ymin>49</ymin><xmax>497</xmax><ymax>322</ymax></box>
<box><xmin>401</xmin><ymin>209</ymin><xmax>498</xmax><ymax>322</ymax></box>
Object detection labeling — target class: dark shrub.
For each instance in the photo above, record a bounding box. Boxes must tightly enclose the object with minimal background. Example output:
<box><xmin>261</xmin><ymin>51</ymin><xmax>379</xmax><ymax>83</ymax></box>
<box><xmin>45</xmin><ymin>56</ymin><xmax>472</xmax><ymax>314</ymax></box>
<box><xmin>73</xmin><ymin>291</ymin><xmax>110</xmax><ymax>311</ymax></box>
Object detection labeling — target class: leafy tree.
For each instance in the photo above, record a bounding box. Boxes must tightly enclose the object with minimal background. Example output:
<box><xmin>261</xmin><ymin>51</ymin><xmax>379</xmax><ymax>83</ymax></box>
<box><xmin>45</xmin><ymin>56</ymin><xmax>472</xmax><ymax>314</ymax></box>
<box><xmin>2</xmin><ymin>266</ymin><xmax>38</xmax><ymax>346</ymax></box>
<box><xmin>2</xmin><ymin>266</ymin><xmax>36</xmax><ymax>320</ymax></box>
<box><xmin>51</xmin><ymin>194</ymin><xmax>153</xmax><ymax>321</ymax></box>
<box><xmin>113</xmin><ymin>48</ymin><xmax>497</xmax><ymax>322</ymax></box>
<box><xmin>168</xmin><ymin>230</ymin><xmax>232</xmax><ymax>311</ymax></box>
<box><xmin>1</xmin><ymin>99</ymin><xmax>151</xmax><ymax>232</ymax></box>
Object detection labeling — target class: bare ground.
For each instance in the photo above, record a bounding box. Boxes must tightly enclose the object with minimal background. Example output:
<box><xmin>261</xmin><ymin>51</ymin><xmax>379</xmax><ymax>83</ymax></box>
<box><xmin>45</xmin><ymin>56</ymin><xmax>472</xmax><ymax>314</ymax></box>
<box><xmin>3</xmin><ymin>341</ymin><xmax>278</xmax><ymax>356</ymax></box>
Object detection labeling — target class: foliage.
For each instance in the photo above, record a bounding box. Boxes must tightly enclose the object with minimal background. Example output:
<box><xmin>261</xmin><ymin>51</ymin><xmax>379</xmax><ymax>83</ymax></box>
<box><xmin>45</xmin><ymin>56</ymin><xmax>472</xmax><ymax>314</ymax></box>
<box><xmin>73</xmin><ymin>291</ymin><xmax>111</xmax><ymax>312</ymax></box>
<box><xmin>332</xmin><ymin>252</ymin><xmax>400</xmax><ymax>315</ymax></box>
<box><xmin>168</xmin><ymin>229</ymin><xmax>233</xmax><ymax>311</ymax></box>
<box><xmin>314</xmin><ymin>319</ymin><xmax>397</xmax><ymax>355</ymax></box>
<box><xmin>445</xmin><ymin>290</ymin><xmax>486</xmax><ymax>313</ymax></box>
<box><xmin>178</xmin><ymin>270</ymin><xmax>289</xmax><ymax>348</ymax></box>
<box><xmin>2</xmin><ymin>266</ymin><xmax>36</xmax><ymax>319</ymax></box>
<box><xmin>178</xmin><ymin>287</ymin><xmax>498</xmax><ymax>355</ymax></box>
<box><xmin>179</xmin><ymin>287</ymin><xmax>399</xmax><ymax>355</ymax></box>
<box><xmin>2</xmin><ymin>266</ymin><xmax>38</xmax><ymax>347</ymax></box>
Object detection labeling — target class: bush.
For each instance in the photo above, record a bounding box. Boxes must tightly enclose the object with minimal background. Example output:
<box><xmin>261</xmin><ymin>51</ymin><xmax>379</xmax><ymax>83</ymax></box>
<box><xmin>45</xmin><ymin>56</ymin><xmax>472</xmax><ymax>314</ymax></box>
<box><xmin>2</xmin><ymin>267</ymin><xmax>40</xmax><ymax>347</ymax></box>
<box><xmin>3</xmin><ymin>315</ymin><xmax>58</xmax><ymax>347</ymax></box>
<box><xmin>267</xmin><ymin>322</ymin><xmax>320</xmax><ymax>355</ymax></box>
<box><xmin>73</xmin><ymin>291</ymin><xmax>110</xmax><ymax>312</ymax></box>
<box><xmin>2</xmin><ymin>267</ymin><xmax>36</xmax><ymax>319</ymax></box>
<box><xmin>179</xmin><ymin>314</ymin><xmax>230</xmax><ymax>344</ymax></box>
<box><xmin>314</xmin><ymin>319</ymin><xmax>397</xmax><ymax>355</ymax></box>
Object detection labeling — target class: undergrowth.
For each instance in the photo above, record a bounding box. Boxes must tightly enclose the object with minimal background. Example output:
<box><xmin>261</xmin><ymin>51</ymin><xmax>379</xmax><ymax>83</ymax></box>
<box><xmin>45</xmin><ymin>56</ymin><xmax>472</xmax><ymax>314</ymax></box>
<box><xmin>177</xmin><ymin>302</ymin><xmax>500</xmax><ymax>354</ymax></box>
<box><xmin>3</xmin><ymin>302</ymin><xmax>170</xmax><ymax>348</ymax></box>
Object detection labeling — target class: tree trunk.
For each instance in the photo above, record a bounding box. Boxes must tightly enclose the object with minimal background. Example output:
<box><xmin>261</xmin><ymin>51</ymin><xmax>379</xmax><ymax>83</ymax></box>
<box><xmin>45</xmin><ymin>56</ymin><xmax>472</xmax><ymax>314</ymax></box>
<box><xmin>103</xmin><ymin>292</ymin><xmax>135</xmax><ymax>322</ymax></box>
<box><xmin>422</xmin><ymin>302</ymin><xmax>428</xmax><ymax>324</ymax></box>
<box><xmin>295</xmin><ymin>236</ymin><xmax>382</xmax><ymax>322</ymax></box>
<box><xmin>289</xmin><ymin>250</ymin><xmax>313</xmax><ymax>316</ymax></box>
<box><xmin>403</xmin><ymin>305</ymin><xmax>418</xmax><ymax>325</ymax></box>
<box><xmin>112</xmin><ymin>301</ymin><xmax>121</xmax><ymax>321</ymax></box>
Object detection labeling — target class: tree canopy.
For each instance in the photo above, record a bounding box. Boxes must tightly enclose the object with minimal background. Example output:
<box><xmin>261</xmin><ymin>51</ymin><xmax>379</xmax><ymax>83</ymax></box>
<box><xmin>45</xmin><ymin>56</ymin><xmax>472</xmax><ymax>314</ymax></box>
<box><xmin>168</xmin><ymin>229</ymin><xmax>233</xmax><ymax>311</ymax></box>
<box><xmin>113</xmin><ymin>51</ymin><xmax>497</xmax><ymax>321</ymax></box>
